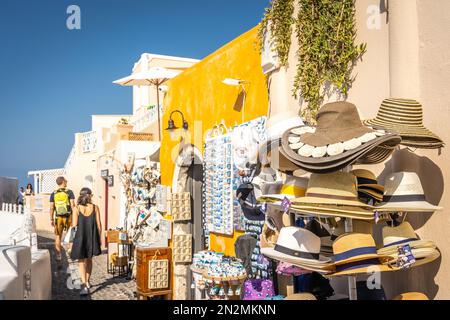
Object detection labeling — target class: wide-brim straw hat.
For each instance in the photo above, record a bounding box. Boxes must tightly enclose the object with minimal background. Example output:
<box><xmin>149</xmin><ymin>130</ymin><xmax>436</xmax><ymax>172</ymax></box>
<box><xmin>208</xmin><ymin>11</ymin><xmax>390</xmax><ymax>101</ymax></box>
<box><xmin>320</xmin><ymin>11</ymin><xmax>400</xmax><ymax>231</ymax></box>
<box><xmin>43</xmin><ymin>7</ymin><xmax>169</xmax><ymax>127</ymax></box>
<box><xmin>291</xmin><ymin>172</ymin><xmax>373</xmax><ymax>208</ymax></box>
<box><xmin>289</xmin><ymin>204</ymin><xmax>375</xmax><ymax>221</ymax></box>
<box><xmin>258</xmin><ymin>175</ymin><xmax>308</xmax><ymax>203</ymax></box>
<box><xmin>377</xmin><ymin>222</ymin><xmax>436</xmax><ymax>254</ymax></box>
<box><xmin>352</xmin><ymin>169</ymin><xmax>384</xmax><ymax>192</ymax></box>
<box><xmin>363</xmin><ymin>98</ymin><xmax>444</xmax><ymax>149</ymax></box>
<box><xmin>284</xmin><ymin>293</ymin><xmax>317</xmax><ymax>300</ymax></box>
<box><xmin>260</xmin><ymin>227</ymin><xmax>333</xmax><ymax>272</ymax></box>
<box><xmin>374</xmin><ymin>172</ymin><xmax>442</xmax><ymax>212</ymax></box>
<box><xmin>383</xmin><ymin>248</ymin><xmax>440</xmax><ymax>269</ymax></box>
<box><xmin>280</xmin><ymin>102</ymin><xmax>401</xmax><ymax>171</ymax></box>
<box><xmin>392</xmin><ymin>292</ymin><xmax>429</xmax><ymax>300</ymax></box>
<box><xmin>328</xmin><ymin>233</ymin><xmax>394</xmax><ymax>277</ymax></box>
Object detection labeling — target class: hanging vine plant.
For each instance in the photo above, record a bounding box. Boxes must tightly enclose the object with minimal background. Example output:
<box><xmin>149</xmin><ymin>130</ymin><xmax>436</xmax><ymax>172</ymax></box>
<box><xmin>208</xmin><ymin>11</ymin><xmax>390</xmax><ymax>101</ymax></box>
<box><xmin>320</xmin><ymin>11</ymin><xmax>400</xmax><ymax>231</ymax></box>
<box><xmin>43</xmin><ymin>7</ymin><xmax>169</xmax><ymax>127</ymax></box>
<box><xmin>258</xmin><ymin>0</ymin><xmax>295</xmax><ymax>67</ymax></box>
<box><xmin>258</xmin><ymin>0</ymin><xmax>366</xmax><ymax>123</ymax></box>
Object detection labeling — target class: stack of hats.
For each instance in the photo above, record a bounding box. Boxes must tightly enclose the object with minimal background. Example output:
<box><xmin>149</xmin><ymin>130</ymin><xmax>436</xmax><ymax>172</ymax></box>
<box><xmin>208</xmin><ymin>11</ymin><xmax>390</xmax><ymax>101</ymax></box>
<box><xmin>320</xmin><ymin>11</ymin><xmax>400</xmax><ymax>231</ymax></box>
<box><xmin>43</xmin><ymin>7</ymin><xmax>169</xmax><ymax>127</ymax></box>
<box><xmin>364</xmin><ymin>98</ymin><xmax>444</xmax><ymax>149</ymax></box>
<box><xmin>289</xmin><ymin>172</ymin><xmax>375</xmax><ymax>220</ymax></box>
<box><xmin>260</xmin><ymin>226</ymin><xmax>334</xmax><ymax>274</ymax></box>
<box><xmin>257</xmin><ymin>175</ymin><xmax>308</xmax><ymax>203</ymax></box>
<box><xmin>377</xmin><ymin>222</ymin><xmax>440</xmax><ymax>269</ymax></box>
<box><xmin>329</xmin><ymin>233</ymin><xmax>394</xmax><ymax>276</ymax></box>
<box><xmin>352</xmin><ymin>169</ymin><xmax>384</xmax><ymax>203</ymax></box>
<box><xmin>374</xmin><ymin>172</ymin><xmax>442</xmax><ymax>212</ymax></box>
<box><xmin>279</xmin><ymin>102</ymin><xmax>401</xmax><ymax>173</ymax></box>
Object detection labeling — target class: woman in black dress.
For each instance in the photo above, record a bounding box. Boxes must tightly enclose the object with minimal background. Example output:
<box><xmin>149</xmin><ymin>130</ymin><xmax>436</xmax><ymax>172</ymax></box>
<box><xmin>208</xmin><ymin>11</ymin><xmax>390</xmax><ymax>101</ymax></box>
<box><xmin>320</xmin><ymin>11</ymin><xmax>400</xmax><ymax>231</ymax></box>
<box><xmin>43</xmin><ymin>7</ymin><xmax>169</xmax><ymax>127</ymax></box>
<box><xmin>70</xmin><ymin>188</ymin><xmax>102</xmax><ymax>296</ymax></box>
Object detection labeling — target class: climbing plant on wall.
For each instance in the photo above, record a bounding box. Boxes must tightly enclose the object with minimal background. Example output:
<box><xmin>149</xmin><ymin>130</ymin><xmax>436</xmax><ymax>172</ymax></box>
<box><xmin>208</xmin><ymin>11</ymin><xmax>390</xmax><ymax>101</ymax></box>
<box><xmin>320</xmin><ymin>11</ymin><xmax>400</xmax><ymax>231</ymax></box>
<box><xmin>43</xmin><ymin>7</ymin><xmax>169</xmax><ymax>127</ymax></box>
<box><xmin>258</xmin><ymin>0</ymin><xmax>295</xmax><ymax>67</ymax></box>
<box><xmin>258</xmin><ymin>0</ymin><xmax>366</xmax><ymax>123</ymax></box>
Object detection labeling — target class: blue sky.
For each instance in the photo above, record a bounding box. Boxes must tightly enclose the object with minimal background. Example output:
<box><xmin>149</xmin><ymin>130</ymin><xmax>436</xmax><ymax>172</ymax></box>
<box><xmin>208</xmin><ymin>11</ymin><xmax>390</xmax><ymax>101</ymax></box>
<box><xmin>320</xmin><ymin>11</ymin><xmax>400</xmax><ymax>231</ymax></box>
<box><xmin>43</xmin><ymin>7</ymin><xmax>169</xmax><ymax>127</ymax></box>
<box><xmin>0</xmin><ymin>0</ymin><xmax>267</xmax><ymax>187</ymax></box>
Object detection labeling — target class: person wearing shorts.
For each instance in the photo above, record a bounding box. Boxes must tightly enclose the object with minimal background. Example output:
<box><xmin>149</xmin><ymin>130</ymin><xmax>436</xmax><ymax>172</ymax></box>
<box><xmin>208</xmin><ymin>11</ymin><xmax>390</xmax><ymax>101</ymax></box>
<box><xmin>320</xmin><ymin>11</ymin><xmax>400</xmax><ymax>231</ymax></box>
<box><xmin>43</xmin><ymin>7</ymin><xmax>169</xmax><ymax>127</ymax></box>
<box><xmin>50</xmin><ymin>176</ymin><xmax>76</xmax><ymax>261</ymax></box>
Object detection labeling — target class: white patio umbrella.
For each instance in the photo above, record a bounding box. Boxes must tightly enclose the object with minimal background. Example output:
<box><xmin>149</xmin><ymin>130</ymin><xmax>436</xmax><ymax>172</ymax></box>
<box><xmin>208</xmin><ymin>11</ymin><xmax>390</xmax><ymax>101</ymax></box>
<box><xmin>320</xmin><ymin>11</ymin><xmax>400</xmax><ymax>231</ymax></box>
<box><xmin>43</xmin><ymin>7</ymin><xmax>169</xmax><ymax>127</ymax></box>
<box><xmin>113</xmin><ymin>66</ymin><xmax>181</xmax><ymax>140</ymax></box>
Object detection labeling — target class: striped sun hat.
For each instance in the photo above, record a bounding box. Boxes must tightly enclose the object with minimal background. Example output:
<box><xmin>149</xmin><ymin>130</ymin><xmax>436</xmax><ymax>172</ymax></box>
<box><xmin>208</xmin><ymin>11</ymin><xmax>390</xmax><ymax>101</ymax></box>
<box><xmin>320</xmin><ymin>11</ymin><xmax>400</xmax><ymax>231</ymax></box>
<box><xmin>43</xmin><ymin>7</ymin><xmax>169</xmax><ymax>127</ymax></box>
<box><xmin>364</xmin><ymin>98</ymin><xmax>444</xmax><ymax>149</ymax></box>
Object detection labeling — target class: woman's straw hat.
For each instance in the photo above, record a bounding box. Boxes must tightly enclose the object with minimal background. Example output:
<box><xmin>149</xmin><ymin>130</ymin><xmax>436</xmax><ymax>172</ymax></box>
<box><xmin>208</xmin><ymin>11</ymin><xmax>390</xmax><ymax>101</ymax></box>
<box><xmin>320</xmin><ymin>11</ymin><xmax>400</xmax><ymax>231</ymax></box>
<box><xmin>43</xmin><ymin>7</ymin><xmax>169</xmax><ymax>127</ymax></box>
<box><xmin>284</xmin><ymin>293</ymin><xmax>317</xmax><ymax>300</ymax></box>
<box><xmin>329</xmin><ymin>233</ymin><xmax>394</xmax><ymax>277</ymax></box>
<box><xmin>258</xmin><ymin>175</ymin><xmax>308</xmax><ymax>203</ymax></box>
<box><xmin>364</xmin><ymin>98</ymin><xmax>444</xmax><ymax>149</ymax></box>
<box><xmin>260</xmin><ymin>227</ymin><xmax>334</xmax><ymax>273</ymax></box>
<box><xmin>392</xmin><ymin>292</ymin><xmax>429</xmax><ymax>300</ymax></box>
<box><xmin>374</xmin><ymin>172</ymin><xmax>442</xmax><ymax>212</ymax></box>
<box><xmin>280</xmin><ymin>102</ymin><xmax>401</xmax><ymax>172</ymax></box>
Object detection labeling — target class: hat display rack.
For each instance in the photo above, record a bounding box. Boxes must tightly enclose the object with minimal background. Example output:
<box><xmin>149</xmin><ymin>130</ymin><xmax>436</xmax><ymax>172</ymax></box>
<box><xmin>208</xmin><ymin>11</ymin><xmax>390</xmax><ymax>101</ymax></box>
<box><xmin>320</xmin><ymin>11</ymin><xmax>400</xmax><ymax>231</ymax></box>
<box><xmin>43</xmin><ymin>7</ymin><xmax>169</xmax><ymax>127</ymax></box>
<box><xmin>260</xmin><ymin>100</ymin><xmax>443</xmax><ymax>300</ymax></box>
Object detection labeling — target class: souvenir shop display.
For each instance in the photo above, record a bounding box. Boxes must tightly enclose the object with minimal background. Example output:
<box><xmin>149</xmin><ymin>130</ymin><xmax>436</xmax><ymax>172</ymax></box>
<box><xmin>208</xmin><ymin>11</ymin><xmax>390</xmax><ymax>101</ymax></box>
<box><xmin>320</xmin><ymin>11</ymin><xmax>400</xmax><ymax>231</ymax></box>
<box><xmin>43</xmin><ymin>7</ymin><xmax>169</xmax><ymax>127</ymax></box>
<box><xmin>106</xmin><ymin>230</ymin><xmax>132</xmax><ymax>277</ymax></box>
<box><xmin>136</xmin><ymin>247</ymin><xmax>172</xmax><ymax>299</ymax></box>
<box><xmin>170</xmin><ymin>192</ymin><xmax>191</xmax><ymax>221</ymax></box>
<box><xmin>156</xmin><ymin>184</ymin><xmax>169</xmax><ymax>213</ymax></box>
<box><xmin>363</xmin><ymin>98</ymin><xmax>444</xmax><ymax>149</ymax></box>
<box><xmin>203</xmin><ymin>125</ymin><xmax>234</xmax><ymax>236</ymax></box>
<box><xmin>172</xmin><ymin>234</ymin><xmax>192</xmax><ymax>263</ymax></box>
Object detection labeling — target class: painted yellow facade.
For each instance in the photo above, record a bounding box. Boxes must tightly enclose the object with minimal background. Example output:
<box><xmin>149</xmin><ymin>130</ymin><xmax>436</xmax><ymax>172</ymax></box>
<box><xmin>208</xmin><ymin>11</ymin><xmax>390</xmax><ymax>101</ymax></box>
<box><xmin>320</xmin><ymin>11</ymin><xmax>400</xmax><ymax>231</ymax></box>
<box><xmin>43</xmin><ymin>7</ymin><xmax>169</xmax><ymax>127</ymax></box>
<box><xmin>160</xmin><ymin>26</ymin><xmax>268</xmax><ymax>255</ymax></box>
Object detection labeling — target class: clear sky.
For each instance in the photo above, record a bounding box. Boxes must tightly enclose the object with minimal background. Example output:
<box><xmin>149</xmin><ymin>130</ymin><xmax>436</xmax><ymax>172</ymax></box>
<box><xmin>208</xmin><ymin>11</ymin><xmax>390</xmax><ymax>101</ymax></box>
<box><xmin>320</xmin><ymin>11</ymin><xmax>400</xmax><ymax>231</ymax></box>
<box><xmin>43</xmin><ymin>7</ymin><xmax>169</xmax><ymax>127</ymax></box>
<box><xmin>0</xmin><ymin>0</ymin><xmax>268</xmax><ymax>187</ymax></box>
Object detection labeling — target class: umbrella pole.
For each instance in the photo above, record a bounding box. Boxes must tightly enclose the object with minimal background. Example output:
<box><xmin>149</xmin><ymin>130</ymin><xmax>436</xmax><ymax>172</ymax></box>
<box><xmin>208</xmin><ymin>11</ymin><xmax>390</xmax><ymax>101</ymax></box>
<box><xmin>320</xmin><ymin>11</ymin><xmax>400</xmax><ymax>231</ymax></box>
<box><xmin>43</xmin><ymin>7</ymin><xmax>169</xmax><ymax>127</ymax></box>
<box><xmin>156</xmin><ymin>84</ymin><xmax>161</xmax><ymax>141</ymax></box>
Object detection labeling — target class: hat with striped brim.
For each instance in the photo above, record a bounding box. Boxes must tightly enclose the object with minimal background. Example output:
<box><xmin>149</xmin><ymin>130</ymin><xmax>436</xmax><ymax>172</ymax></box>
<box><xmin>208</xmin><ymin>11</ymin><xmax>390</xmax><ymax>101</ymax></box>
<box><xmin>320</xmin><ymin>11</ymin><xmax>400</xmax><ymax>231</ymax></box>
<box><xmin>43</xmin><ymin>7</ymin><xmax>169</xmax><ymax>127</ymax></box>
<box><xmin>328</xmin><ymin>233</ymin><xmax>395</xmax><ymax>277</ymax></box>
<box><xmin>363</xmin><ymin>98</ymin><xmax>444</xmax><ymax>149</ymax></box>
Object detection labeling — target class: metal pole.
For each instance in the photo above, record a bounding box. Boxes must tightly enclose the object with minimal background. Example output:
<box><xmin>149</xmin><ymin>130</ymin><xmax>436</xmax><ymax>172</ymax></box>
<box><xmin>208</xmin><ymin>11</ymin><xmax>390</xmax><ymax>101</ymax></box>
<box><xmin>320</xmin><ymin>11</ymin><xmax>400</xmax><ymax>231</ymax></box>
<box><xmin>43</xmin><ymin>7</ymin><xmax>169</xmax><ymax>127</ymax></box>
<box><xmin>156</xmin><ymin>84</ymin><xmax>161</xmax><ymax>141</ymax></box>
<box><xmin>344</xmin><ymin>218</ymin><xmax>357</xmax><ymax>300</ymax></box>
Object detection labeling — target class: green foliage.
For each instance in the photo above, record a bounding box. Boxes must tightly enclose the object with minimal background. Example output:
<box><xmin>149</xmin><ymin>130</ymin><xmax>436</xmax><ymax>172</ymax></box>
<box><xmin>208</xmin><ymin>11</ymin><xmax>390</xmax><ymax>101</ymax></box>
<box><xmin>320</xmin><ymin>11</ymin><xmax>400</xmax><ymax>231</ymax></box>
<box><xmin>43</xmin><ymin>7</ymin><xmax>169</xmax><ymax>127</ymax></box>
<box><xmin>258</xmin><ymin>0</ymin><xmax>366</xmax><ymax>123</ymax></box>
<box><xmin>258</xmin><ymin>0</ymin><xmax>295</xmax><ymax>67</ymax></box>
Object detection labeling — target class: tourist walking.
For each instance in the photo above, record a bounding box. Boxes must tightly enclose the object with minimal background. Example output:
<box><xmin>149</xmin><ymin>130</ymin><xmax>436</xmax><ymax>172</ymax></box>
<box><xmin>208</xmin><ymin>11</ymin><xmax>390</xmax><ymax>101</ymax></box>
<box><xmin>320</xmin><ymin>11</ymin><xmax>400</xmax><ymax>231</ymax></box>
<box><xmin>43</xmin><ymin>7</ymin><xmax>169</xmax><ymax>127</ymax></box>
<box><xmin>25</xmin><ymin>183</ymin><xmax>34</xmax><ymax>196</ymax></box>
<box><xmin>17</xmin><ymin>187</ymin><xmax>25</xmax><ymax>206</ymax></box>
<box><xmin>49</xmin><ymin>177</ymin><xmax>76</xmax><ymax>261</ymax></box>
<box><xmin>70</xmin><ymin>187</ymin><xmax>102</xmax><ymax>296</ymax></box>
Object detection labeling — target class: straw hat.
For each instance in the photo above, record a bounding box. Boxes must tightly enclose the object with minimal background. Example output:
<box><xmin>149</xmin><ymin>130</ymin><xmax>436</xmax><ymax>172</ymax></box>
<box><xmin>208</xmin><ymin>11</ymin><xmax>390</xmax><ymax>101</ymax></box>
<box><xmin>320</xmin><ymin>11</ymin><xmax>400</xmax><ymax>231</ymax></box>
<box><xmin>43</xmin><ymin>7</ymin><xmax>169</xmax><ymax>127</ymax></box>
<box><xmin>363</xmin><ymin>98</ymin><xmax>444</xmax><ymax>149</ymax></box>
<box><xmin>377</xmin><ymin>222</ymin><xmax>440</xmax><ymax>268</ymax></box>
<box><xmin>329</xmin><ymin>233</ymin><xmax>394</xmax><ymax>277</ymax></box>
<box><xmin>352</xmin><ymin>169</ymin><xmax>384</xmax><ymax>203</ymax></box>
<box><xmin>291</xmin><ymin>172</ymin><xmax>373</xmax><ymax>208</ymax></box>
<box><xmin>260</xmin><ymin>227</ymin><xmax>333</xmax><ymax>273</ymax></box>
<box><xmin>392</xmin><ymin>292</ymin><xmax>429</xmax><ymax>300</ymax></box>
<box><xmin>280</xmin><ymin>102</ymin><xmax>401</xmax><ymax>172</ymax></box>
<box><xmin>374</xmin><ymin>172</ymin><xmax>442</xmax><ymax>212</ymax></box>
<box><xmin>284</xmin><ymin>293</ymin><xmax>317</xmax><ymax>300</ymax></box>
<box><xmin>258</xmin><ymin>175</ymin><xmax>308</xmax><ymax>203</ymax></box>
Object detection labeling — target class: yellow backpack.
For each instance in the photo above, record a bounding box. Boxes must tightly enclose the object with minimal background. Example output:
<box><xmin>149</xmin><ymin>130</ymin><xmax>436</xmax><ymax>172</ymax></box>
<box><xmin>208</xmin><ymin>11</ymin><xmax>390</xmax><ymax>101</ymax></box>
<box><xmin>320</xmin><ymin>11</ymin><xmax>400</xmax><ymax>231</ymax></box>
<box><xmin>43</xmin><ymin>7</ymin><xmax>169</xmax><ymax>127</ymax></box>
<box><xmin>54</xmin><ymin>188</ymin><xmax>71</xmax><ymax>216</ymax></box>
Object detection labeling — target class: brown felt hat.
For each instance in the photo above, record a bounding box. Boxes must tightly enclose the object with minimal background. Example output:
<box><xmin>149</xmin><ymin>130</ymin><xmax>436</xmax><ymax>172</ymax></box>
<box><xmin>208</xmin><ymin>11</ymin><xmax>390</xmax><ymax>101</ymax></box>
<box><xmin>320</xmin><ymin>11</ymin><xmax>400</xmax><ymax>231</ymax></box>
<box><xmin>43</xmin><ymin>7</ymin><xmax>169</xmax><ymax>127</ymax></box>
<box><xmin>280</xmin><ymin>102</ymin><xmax>401</xmax><ymax>172</ymax></box>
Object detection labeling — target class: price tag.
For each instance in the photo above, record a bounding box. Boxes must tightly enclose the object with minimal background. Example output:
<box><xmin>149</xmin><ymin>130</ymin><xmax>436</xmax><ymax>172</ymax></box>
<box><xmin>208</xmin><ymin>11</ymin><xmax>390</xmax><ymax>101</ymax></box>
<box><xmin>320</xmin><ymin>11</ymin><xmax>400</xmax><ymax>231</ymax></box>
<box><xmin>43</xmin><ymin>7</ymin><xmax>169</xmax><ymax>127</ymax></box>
<box><xmin>396</xmin><ymin>244</ymin><xmax>416</xmax><ymax>269</ymax></box>
<box><xmin>281</xmin><ymin>197</ymin><xmax>291</xmax><ymax>213</ymax></box>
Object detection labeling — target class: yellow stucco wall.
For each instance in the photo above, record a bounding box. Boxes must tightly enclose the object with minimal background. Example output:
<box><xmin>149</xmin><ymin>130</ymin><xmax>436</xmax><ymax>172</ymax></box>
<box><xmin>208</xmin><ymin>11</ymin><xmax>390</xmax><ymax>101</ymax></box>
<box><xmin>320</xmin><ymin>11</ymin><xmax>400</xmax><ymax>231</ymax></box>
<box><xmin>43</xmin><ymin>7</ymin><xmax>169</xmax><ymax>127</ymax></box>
<box><xmin>160</xmin><ymin>26</ymin><xmax>268</xmax><ymax>255</ymax></box>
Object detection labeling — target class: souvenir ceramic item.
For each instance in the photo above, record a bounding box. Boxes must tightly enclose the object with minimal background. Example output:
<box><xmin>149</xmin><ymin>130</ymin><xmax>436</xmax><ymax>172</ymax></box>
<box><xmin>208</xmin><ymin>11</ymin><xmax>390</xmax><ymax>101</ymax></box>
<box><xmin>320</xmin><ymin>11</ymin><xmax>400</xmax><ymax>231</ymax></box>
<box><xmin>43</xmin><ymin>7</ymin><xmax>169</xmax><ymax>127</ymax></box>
<box><xmin>171</xmin><ymin>192</ymin><xmax>191</xmax><ymax>221</ymax></box>
<box><xmin>173</xmin><ymin>234</ymin><xmax>192</xmax><ymax>263</ymax></box>
<box><xmin>148</xmin><ymin>259</ymin><xmax>169</xmax><ymax>289</ymax></box>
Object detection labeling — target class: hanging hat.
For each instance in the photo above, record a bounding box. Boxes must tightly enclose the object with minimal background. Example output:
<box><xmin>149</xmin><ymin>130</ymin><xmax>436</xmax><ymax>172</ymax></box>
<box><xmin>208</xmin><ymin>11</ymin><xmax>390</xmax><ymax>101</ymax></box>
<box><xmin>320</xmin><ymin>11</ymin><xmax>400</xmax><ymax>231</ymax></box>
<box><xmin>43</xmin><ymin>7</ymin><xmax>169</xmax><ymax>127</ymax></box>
<box><xmin>258</xmin><ymin>175</ymin><xmax>308</xmax><ymax>203</ymax></box>
<box><xmin>363</xmin><ymin>98</ymin><xmax>444</xmax><ymax>149</ymax></box>
<box><xmin>392</xmin><ymin>292</ymin><xmax>429</xmax><ymax>300</ymax></box>
<box><xmin>260</xmin><ymin>226</ymin><xmax>333</xmax><ymax>273</ymax></box>
<box><xmin>280</xmin><ymin>102</ymin><xmax>401</xmax><ymax>173</ymax></box>
<box><xmin>236</xmin><ymin>182</ymin><xmax>265</xmax><ymax>221</ymax></box>
<box><xmin>352</xmin><ymin>169</ymin><xmax>384</xmax><ymax>203</ymax></box>
<box><xmin>377</xmin><ymin>222</ymin><xmax>440</xmax><ymax>268</ymax></box>
<box><xmin>258</xmin><ymin>111</ymin><xmax>304</xmax><ymax>166</ymax></box>
<box><xmin>284</xmin><ymin>293</ymin><xmax>317</xmax><ymax>300</ymax></box>
<box><xmin>329</xmin><ymin>233</ymin><xmax>394</xmax><ymax>277</ymax></box>
<box><xmin>374</xmin><ymin>172</ymin><xmax>442</xmax><ymax>212</ymax></box>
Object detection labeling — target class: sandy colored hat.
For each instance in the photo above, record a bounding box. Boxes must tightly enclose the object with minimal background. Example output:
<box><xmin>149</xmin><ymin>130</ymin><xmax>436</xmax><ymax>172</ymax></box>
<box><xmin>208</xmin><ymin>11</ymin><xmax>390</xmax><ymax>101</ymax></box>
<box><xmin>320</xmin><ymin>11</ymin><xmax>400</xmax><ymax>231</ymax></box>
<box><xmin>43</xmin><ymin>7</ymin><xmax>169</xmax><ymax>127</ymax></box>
<box><xmin>377</xmin><ymin>222</ymin><xmax>435</xmax><ymax>254</ymax></box>
<box><xmin>280</xmin><ymin>102</ymin><xmax>401</xmax><ymax>171</ymax></box>
<box><xmin>258</xmin><ymin>175</ymin><xmax>308</xmax><ymax>203</ymax></box>
<box><xmin>289</xmin><ymin>204</ymin><xmax>374</xmax><ymax>220</ymax></box>
<box><xmin>284</xmin><ymin>293</ymin><xmax>317</xmax><ymax>300</ymax></box>
<box><xmin>352</xmin><ymin>169</ymin><xmax>384</xmax><ymax>192</ymax></box>
<box><xmin>260</xmin><ymin>226</ymin><xmax>332</xmax><ymax>270</ymax></box>
<box><xmin>291</xmin><ymin>172</ymin><xmax>373</xmax><ymax>208</ymax></box>
<box><xmin>392</xmin><ymin>292</ymin><xmax>429</xmax><ymax>300</ymax></box>
<box><xmin>374</xmin><ymin>172</ymin><xmax>442</xmax><ymax>212</ymax></box>
<box><xmin>329</xmin><ymin>233</ymin><xmax>394</xmax><ymax>277</ymax></box>
<box><xmin>364</xmin><ymin>98</ymin><xmax>444</xmax><ymax>149</ymax></box>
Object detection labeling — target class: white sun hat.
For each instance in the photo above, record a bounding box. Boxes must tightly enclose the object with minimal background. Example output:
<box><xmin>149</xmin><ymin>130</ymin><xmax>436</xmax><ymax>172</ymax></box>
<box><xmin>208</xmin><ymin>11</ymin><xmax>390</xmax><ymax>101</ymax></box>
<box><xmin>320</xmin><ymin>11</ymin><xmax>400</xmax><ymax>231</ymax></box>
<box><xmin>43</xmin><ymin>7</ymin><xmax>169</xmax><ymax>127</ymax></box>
<box><xmin>260</xmin><ymin>226</ymin><xmax>333</xmax><ymax>273</ymax></box>
<box><xmin>374</xmin><ymin>172</ymin><xmax>442</xmax><ymax>212</ymax></box>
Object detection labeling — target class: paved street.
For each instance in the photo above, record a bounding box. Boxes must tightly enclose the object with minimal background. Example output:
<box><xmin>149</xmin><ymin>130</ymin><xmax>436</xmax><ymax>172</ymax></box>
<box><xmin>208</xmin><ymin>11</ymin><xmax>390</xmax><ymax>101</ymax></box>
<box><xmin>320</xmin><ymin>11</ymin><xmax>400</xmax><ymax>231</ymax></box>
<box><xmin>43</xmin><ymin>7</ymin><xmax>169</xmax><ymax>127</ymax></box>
<box><xmin>38</xmin><ymin>231</ymin><xmax>136</xmax><ymax>300</ymax></box>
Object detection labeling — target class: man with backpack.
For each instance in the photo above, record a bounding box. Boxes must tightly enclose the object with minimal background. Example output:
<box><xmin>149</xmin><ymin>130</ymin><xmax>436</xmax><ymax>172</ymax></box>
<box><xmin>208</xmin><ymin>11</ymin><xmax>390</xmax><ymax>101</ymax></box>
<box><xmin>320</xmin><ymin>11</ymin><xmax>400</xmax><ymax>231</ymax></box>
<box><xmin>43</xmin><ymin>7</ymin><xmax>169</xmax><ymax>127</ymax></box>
<box><xmin>50</xmin><ymin>176</ymin><xmax>76</xmax><ymax>261</ymax></box>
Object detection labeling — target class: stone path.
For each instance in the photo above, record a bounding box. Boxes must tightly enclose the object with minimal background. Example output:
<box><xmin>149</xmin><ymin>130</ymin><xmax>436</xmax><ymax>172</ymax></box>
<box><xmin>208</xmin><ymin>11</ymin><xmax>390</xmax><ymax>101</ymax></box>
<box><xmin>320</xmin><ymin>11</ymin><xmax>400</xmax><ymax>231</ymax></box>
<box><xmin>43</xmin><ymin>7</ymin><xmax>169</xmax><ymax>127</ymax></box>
<box><xmin>38</xmin><ymin>231</ymin><xmax>136</xmax><ymax>300</ymax></box>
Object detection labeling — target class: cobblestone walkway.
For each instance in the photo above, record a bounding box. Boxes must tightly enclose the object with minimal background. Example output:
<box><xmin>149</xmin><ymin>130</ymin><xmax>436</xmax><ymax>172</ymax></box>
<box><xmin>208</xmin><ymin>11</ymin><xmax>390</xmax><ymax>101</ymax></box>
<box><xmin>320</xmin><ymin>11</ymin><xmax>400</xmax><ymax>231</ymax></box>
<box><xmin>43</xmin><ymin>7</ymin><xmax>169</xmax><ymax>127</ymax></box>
<box><xmin>38</xmin><ymin>231</ymin><xmax>136</xmax><ymax>300</ymax></box>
